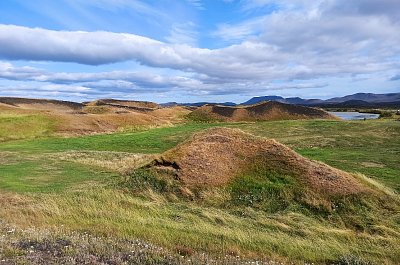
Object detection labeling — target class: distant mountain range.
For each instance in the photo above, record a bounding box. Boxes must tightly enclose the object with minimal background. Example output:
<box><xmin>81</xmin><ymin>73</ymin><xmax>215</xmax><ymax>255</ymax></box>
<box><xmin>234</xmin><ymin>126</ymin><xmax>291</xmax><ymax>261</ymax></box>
<box><xmin>162</xmin><ymin>101</ymin><xmax>237</xmax><ymax>107</ymax></box>
<box><xmin>165</xmin><ymin>93</ymin><xmax>400</xmax><ymax>108</ymax></box>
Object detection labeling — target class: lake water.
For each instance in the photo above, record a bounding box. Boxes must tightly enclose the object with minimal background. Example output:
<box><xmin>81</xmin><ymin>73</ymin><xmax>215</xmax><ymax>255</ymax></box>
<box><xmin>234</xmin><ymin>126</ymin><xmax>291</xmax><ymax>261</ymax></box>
<box><xmin>328</xmin><ymin>112</ymin><xmax>380</xmax><ymax>120</ymax></box>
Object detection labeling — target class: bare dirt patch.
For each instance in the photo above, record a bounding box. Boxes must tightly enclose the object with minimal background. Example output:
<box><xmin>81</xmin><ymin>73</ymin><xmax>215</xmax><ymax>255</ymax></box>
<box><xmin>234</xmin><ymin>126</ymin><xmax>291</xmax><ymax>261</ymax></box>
<box><xmin>361</xmin><ymin>162</ymin><xmax>385</xmax><ymax>168</ymax></box>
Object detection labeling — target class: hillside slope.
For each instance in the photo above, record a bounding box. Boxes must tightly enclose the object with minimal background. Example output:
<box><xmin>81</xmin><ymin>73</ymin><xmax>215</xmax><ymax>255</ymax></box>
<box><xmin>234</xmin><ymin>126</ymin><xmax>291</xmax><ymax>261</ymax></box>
<box><xmin>0</xmin><ymin>97</ymin><xmax>190</xmax><ymax>138</ymax></box>
<box><xmin>188</xmin><ymin>101</ymin><xmax>337</xmax><ymax>122</ymax></box>
<box><xmin>0</xmin><ymin>97</ymin><xmax>83</xmax><ymax>112</ymax></box>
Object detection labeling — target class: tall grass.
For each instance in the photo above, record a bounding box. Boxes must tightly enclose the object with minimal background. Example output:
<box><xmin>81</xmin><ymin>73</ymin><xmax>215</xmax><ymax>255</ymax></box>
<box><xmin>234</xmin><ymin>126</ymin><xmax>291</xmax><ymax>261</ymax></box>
<box><xmin>1</xmin><ymin>187</ymin><xmax>399</xmax><ymax>264</ymax></box>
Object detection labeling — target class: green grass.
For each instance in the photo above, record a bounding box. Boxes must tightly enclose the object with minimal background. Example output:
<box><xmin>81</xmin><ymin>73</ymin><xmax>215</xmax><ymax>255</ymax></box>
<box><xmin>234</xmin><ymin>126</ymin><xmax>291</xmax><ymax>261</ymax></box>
<box><xmin>2</xmin><ymin>188</ymin><xmax>398</xmax><ymax>264</ymax></box>
<box><xmin>237</xmin><ymin>120</ymin><xmax>400</xmax><ymax>192</ymax></box>
<box><xmin>0</xmin><ymin>123</ymin><xmax>224</xmax><ymax>153</ymax></box>
<box><xmin>1</xmin><ymin>119</ymin><xmax>398</xmax><ymax>191</ymax></box>
<box><xmin>0</xmin><ymin>154</ymin><xmax>114</xmax><ymax>192</ymax></box>
<box><xmin>0</xmin><ymin>113</ymin><xmax>56</xmax><ymax>141</ymax></box>
<box><xmin>0</xmin><ymin>117</ymin><xmax>399</xmax><ymax>263</ymax></box>
<box><xmin>229</xmin><ymin>171</ymin><xmax>299</xmax><ymax>212</ymax></box>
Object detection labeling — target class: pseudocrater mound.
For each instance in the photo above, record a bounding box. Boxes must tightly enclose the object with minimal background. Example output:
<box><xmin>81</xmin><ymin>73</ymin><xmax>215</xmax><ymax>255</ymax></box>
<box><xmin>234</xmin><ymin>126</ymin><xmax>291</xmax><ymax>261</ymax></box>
<box><xmin>187</xmin><ymin>101</ymin><xmax>338</xmax><ymax>122</ymax></box>
<box><xmin>150</xmin><ymin>127</ymin><xmax>367</xmax><ymax>196</ymax></box>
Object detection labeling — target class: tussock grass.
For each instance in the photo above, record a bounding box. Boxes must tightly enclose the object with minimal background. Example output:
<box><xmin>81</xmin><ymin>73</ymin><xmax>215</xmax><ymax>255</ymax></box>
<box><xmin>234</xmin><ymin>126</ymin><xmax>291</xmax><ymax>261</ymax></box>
<box><xmin>355</xmin><ymin>173</ymin><xmax>398</xmax><ymax>198</ymax></box>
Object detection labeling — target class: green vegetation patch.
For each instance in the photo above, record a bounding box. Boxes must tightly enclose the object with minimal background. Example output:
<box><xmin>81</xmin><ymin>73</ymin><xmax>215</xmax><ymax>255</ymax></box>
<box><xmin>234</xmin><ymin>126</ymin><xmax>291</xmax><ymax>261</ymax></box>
<box><xmin>229</xmin><ymin>158</ymin><xmax>300</xmax><ymax>212</ymax></box>
<box><xmin>0</xmin><ymin>154</ymin><xmax>114</xmax><ymax>193</ymax></box>
<box><xmin>0</xmin><ymin>123</ymin><xmax>224</xmax><ymax>153</ymax></box>
<box><xmin>122</xmin><ymin>168</ymin><xmax>180</xmax><ymax>194</ymax></box>
<box><xmin>0</xmin><ymin>114</ymin><xmax>56</xmax><ymax>142</ymax></box>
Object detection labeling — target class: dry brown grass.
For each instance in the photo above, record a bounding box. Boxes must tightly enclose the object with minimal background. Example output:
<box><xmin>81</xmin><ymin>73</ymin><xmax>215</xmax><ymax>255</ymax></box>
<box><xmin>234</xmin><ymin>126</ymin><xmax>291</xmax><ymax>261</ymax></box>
<box><xmin>151</xmin><ymin>127</ymin><xmax>367</xmax><ymax>195</ymax></box>
<box><xmin>0</xmin><ymin>103</ymin><xmax>18</xmax><ymax>110</ymax></box>
<box><xmin>149</xmin><ymin>106</ymin><xmax>192</xmax><ymax>122</ymax></box>
<box><xmin>56</xmin><ymin>151</ymin><xmax>155</xmax><ymax>174</ymax></box>
<box><xmin>51</xmin><ymin>112</ymin><xmax>165</xmax><ymax>136</ymax></box>
<box><xmin>87</xmin><ymin>99</ymin><xmax>160</xmax><ymax>109</ymax></box>
<box><xmin>0</xmin><ymin>97</ymin><xmax>83</xmax><ymax>112</ymax></box>
<box><xmin>50</xmin><ymin>107</ymin><xmax>190</xmax><ymax>136</ymax></box>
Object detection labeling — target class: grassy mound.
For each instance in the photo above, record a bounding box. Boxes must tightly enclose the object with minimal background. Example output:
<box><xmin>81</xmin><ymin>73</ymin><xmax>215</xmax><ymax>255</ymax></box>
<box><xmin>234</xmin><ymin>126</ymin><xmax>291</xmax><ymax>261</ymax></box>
<box><xmin>120</xmin><ymin>128</ymin><xmax>400</xmax><ymax>219</ymax></box>
<box><xmin>0</xmin><ymin>97</ymin><xmax>83</xmax><ymax>112</ymax></box>
<box><xmin>87</xmin><ymin>99</ymin><xmax>160</xmax><ymax>111</ymax></box>
<box><xmin>187</xmin><ymin>101</ymin><xmax>337</xmax><ymax>122</ymax></box>
<box><xmin>149</xmin><ymin>127</ymin><xmax>366</xmax><ymax>194</ymax></box>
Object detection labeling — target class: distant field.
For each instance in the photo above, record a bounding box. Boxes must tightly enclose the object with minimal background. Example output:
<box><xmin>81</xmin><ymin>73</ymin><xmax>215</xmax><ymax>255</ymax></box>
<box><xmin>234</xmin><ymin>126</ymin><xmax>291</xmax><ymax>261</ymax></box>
<box><xmin>0</xmin><ymin>116</ymin><xmax>399</xmax><ymax>263</ymax></box>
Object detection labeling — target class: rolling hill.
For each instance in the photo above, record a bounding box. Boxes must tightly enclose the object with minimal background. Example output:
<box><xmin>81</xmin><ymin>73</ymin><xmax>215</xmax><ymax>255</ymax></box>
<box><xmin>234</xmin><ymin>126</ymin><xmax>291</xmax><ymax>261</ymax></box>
<box><xmin>187</xmin><ymin>101</ymin><xmax>337</xmax><ymax>122</ymax></box>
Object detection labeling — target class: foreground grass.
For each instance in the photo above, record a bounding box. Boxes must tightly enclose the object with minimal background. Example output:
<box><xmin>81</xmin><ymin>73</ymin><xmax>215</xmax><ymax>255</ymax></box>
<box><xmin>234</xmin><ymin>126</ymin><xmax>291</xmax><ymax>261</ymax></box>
<box><xmin>1</xmin><ymin>188</ymin><xmax>399</xmax><ymax>264</ymax></box>
<box><xmin>1</xmin><ymin>118</ymin><xmax>399</xmax><ymax>263</ymax></box>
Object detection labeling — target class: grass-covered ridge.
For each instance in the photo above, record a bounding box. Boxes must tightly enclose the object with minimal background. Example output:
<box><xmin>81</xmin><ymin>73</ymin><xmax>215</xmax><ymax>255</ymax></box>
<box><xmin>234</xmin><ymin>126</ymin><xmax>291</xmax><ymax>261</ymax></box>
<box><xmin>0</xmin><ymin>117</ymin><xmax>399</xmax><ymax>264</ymax></box>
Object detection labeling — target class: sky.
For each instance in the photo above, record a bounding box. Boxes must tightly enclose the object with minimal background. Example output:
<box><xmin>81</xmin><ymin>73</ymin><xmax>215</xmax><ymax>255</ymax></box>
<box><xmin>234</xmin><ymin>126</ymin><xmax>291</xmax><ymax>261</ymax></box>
<box><xmin>0</xmin><ymin>0</ymin><xmax>399</xmax><ymax>103</ymax></box>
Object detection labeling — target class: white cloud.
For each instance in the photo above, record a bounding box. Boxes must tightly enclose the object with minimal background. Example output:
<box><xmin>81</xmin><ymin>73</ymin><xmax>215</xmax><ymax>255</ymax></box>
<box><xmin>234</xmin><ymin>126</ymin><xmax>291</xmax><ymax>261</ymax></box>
<box><xmin>213</xmin><ymin>16</ymin><xmax>266</xmax><ymax>41</ymax></box>
<box><xmin>165</xmin><ymin>22</ymin><xmax>198</xmax><ymax>45</ymax></box>
<box><xmin>186</xmin><ymin>0</ymin><xmax>204</xmax><ymax>10</ymax></box>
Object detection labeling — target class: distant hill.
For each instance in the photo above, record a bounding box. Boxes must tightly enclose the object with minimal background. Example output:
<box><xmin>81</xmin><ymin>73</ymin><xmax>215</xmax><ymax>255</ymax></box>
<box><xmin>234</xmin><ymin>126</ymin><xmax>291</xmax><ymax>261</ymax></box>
<box><xmin>325</xmin><ymin>93</ymin><xmax>400</xmax><ymax>103</ymax></box>
<box><xmin>240</xmin><ymin>92</ymin><xmax>400</xmax><ymax>108</ymax></box>
<box><xmin>187</xmin><ymin>101</ymin><xmax>337</xmax><ymax>122</ymax></box>
<box><xmin>86</xmin><ymin>99</ymin><xmax>160</xmax><ymax>111</ymax></box>
<box><xmin>161</xmin><ymin>102</ymin><xmax>237</xmax><ymax>107</ymax></box>
<box><xmin>0</xmin><ymin>97</ymin><xmax>83</xmax><ymax>111</ymax></box>
<box><xmin>241</xmin><ymin>96</ymin><xmax>286</xmax><ymax>105</ymax></box>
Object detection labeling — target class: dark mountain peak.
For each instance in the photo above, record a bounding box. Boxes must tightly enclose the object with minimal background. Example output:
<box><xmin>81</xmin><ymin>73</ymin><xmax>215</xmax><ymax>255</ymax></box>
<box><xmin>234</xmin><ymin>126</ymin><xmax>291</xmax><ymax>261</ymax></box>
<box><xmin>241</xmin><ymin>96</ymin><xmax>285</xmax><ymax>105</ymax></box>
<box><xmin>326</xmin><ymin>92</ymin><xmax>400</xmax><ymax>103</ymax></box>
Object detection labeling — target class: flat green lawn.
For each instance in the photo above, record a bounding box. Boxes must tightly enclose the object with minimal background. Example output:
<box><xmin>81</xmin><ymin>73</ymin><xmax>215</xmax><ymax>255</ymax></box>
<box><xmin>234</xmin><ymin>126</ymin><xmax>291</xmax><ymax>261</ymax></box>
<box><xmin>0</xmin><ymin>153</ymin><xmax>115</xmax><ymax>192</ymax></box>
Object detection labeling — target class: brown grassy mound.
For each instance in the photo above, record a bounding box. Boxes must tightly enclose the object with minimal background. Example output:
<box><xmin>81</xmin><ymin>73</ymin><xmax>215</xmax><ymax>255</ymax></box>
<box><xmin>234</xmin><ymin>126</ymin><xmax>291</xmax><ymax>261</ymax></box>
<box><xmin>52</xmin><ymin>106</ymin><xmax>192</xmax><ymax>136</ymax></box>
<box><xmin>87</xmin><ymin>99</ymin><xmax>160</xmax><ymax>112</ymax></box>
<box><xmin>151</xmin><ymin>128</ymin><xmax>366</xmax><ymax>195</ymax></box>
<box><xmin>189</xmin><ymin>101</ymin><xmax>338</xmax><ymax>121</ymax></box>
<box><xmin>0</xmin><ymin>102</ymin><xmax>18</xmax><ymax>110</ymax></box>
<box><xmin>150</xmin><ymin>106</ymin><xmax>192</xmax><ymax>121</ymax></box>
<box><xmin>52</xmin><ymin>112</ymin><xmax>166</xmax><ymax>136</ymax></box>
<box><xmin>0</xmin><ymin>97</ymin><xmax>83</xmax><ymax>112</ymax></box>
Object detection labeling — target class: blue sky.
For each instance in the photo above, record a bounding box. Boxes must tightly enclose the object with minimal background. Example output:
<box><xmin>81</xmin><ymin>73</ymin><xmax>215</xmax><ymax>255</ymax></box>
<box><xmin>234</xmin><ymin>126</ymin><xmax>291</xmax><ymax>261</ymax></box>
<box><xmin>0</xmin><ymin>0</ymin><xmax>399</xmax><ymax>103</ymax></box>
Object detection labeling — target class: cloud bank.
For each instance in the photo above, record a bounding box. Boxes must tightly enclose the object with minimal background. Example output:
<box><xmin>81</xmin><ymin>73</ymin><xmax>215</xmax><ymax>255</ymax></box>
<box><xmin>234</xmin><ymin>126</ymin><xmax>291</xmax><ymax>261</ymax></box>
<box><xmin>0</xmin><ymin>0</ymin><xmax>399</xmax><ymax>101</ymax></box>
